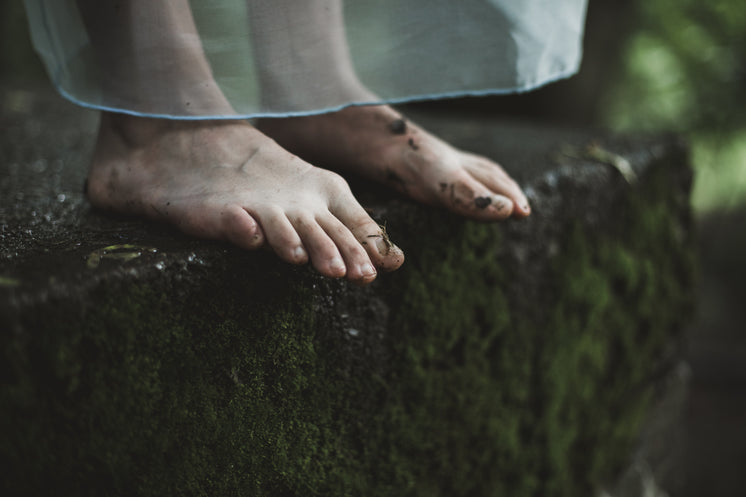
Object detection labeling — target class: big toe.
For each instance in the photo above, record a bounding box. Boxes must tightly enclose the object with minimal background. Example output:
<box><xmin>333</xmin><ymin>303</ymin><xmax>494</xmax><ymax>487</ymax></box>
<box><xmin>465</xmin><ymin>156</ymin><xmax>531</xmax><ymax>218</ymax></box>
<box><xmin>330</xmin><ymin>199</ymin><xmax>405</xmax><ymax>273</ymax></box>
<box><xmin>439</xmin><ymin>173</ymin><xmax>515</xmax><ymax>221</ymax></box>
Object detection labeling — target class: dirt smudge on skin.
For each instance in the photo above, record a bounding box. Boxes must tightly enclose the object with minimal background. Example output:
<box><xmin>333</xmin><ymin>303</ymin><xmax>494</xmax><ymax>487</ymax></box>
<box><xmin>151</xmin><ymin>203</ymin><xmax>167</xmax><ymax>217</ymax></box>
<box><xmin>449</xmin><ymin>182</ymin><xmax>477</xmax><ymax>207</ymax></box>
<box><xmin>474</xmin><ymin>197</ymin><xmax>492</xmax><ymax>209</ymax></box>
<box><xmin>439</xmin><ymin>182</ymin><xmax>448</xmax><ymax>192</ymax></box>
<box><xmin>449</xmin><ymin>184</ymin><xmax>462</xmax><ymax>206</ymax></box>
<box><xmin>408</xmin><ymin>138</ymin><xmax>419</xmax><ymax>151</ymax></box>
<box><xmin>388</xmin><ymin>118</ymin><xmax>407</xmax><ymax>135</ymax></box>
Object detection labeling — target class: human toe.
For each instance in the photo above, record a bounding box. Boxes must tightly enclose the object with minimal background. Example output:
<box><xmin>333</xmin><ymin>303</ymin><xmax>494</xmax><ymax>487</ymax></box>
<box><xmin>326</xmin><ymin>183</ymin><xmax>405</xmax><ymax>273</ymax></box>
<box><xmin>221</xmin><ymin>205</ymin><xmax>265</xmax><ymax>250</ymax></box>
<box><xmin>257</xmin><ymin>208</ymin><xmax>309</xmax><ymax>265</ymax></box>
<box><xmin>318</xmin><ymin>214</ymin><xmax>379</xmax><ymax>284</ymax></box>
<box><xmin>465</xmin><ymin>157</ymin><xmax>531</xmax><ymax>217</ymax></box>
<box><xmin>330</xmin><ymin>204</ymin><xmax>404</xmax><ymax>273</ymax></box>
<box><xmin>440</xmin><ymin>174</ymin><xmax>515</xmax><ymax>221</ymax></box>
<box><xmin>289</xmin><ymin>212</ymin><xmax>348</xmax><ymax>278</ymax></box>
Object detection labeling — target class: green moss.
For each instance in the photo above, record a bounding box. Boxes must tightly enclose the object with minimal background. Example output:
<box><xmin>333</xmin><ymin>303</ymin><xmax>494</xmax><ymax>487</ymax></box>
<box><xmin>534</xmin><ymin>165</ymin><xmax>694</xmax><ymax>496</ymax></box>
<box><xmin>1</xmin><ymin>161</ymin><xmax>693</xmax><ymax>496</ymax></box>
<box><xmin>370</xmin><ymin>161</ymin><xmax>693</xmax><ymax>497</ymax></box>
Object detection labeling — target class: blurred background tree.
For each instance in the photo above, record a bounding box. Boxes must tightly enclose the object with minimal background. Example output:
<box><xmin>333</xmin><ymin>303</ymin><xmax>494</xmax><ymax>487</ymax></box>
<box><xmin>602</xmin><ymin>0</ymin><xmax>746</xmax><ymax>212</ymax></box>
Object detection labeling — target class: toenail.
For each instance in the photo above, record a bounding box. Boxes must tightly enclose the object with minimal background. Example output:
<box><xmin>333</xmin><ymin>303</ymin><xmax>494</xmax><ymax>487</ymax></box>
<box><xmin>361</xmin><ymin>263</ymin><xmax>377</xmax><ymax>277</ymax></box>
<box><xmin>374</xmin><ymin>236</ymin><xmax>391</xmax><ymax>256</ymax></box>
<box><xmin>330</xmin><ymin>256</ymin><xmax>346</xmax><ymax>273</ymax></box>
<box><xmin>293</xmin><ymin>246</ymin><xmax>308</xmax><ymax>261</ymax></box>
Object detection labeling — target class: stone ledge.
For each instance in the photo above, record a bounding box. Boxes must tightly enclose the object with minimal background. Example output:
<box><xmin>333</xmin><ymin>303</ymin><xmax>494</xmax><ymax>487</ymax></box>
<box><xmin>0</xmin><ymin>85</ymin><xmax>695</xmax><ymax>497</ymax></box>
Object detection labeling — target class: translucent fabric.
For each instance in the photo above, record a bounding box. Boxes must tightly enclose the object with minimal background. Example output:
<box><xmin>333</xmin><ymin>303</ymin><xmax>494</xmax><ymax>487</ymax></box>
<box><xmin>24</xmin><ymin>0</ymin><xmax>588</xmax><ymax>119</ymax></box>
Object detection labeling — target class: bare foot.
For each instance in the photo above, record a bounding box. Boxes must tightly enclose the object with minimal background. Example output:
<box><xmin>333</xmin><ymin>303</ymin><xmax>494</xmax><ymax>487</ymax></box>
<box><xmin>258</xmin><ymin>105</ymin><xmax>531</xmax><ymax>221</ymax></box>
<box><xmin>86</xmin><ymin>112</ymin><xmax>404</xmax><ymax>284</ymax></box>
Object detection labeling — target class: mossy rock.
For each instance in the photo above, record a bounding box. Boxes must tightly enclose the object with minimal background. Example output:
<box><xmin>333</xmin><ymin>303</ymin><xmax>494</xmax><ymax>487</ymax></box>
<box><xmin>0</xmin><ymin>90</ymin><xmax>694</xmax><ymax>497</ymax></box>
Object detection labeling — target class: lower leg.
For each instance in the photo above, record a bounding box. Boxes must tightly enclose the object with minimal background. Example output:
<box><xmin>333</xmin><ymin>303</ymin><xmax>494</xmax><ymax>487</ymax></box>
<box><xmin>248</xmin><ymin>0</ymin><xmax>373</xmax><ymax>111</ymax></box>
<box><xmin>76</xmin><ymin>0</ymin><xmax>233</xmax><ymax>115</ymax></box>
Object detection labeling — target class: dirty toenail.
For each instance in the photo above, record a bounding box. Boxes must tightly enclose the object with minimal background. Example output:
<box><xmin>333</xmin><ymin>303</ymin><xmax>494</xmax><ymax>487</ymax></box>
<box><xmin>330</xmin><ymin>256</ymin><xmax>346</xmax><ymax>273</ymax></box>
<box><xmin>361</xmin><ymin>263</ymin><xmax>377</xmax><ymax>277</ymax></box>
<box><xmin>374</xmin><ymin>236</ymin><xmax>391</xmax><ymax>256</ymax></box>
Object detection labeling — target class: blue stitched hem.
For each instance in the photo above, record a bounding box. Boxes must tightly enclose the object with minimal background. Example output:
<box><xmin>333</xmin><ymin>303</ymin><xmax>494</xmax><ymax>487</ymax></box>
<box><xmin>50</xmin><ymin>66</ymin><xmax>579</xmax><ymax>120</ymax></box>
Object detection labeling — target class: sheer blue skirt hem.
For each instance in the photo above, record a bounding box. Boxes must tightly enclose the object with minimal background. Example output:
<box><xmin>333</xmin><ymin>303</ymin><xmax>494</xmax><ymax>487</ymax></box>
<box><xmin>52</xmin><ymin>65</ymin><xmax>579</xmax><ymax>120</ymax></box>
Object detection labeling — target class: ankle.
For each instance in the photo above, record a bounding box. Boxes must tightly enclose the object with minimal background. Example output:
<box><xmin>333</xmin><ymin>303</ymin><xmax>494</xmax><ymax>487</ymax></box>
<box><xmin>101</xmin><ymin>112</ymin><xmax>172</xmax><ymax>148</ymax></box>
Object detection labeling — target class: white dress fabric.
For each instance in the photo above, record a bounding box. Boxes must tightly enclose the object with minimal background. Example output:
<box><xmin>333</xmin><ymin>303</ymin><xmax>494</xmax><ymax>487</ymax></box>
<box><xmin>24</xmin><ymin>0</ymin><xmax>588</xmax><ymax>119</ymax></box>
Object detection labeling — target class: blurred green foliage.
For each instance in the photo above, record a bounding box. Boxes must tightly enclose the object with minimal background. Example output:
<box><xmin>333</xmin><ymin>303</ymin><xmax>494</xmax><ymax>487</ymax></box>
<box><xmin>601</xmin><ymin>0</ymin><xmax>746</xmax><ymax>212</ymax></box>
<box><xmin>0</xmin><ymin>0</ymin><xmax>44</xmax><ymax>82</ymax></box>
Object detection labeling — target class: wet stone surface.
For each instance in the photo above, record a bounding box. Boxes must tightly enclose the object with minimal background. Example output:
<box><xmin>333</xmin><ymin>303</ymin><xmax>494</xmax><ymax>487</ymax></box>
<box><xmin>0</xmin><ymin>83</ymin><xmax>695</xmax><ymax>497</ymax></box>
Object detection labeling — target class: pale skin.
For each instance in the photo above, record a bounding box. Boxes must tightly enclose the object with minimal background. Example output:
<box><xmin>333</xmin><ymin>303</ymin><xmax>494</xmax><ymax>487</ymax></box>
<box><xmin>78</xmin><ymin>0</ymin><xmax>530</xmax><ymax>285</ymax></box>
